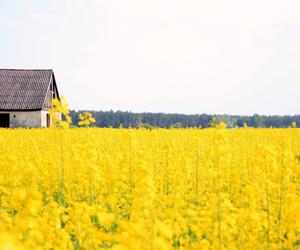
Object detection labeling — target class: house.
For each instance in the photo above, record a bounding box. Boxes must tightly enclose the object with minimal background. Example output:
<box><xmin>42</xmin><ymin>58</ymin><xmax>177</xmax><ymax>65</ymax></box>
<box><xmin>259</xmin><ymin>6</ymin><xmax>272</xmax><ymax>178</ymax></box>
<box><xmin>0</xmin><ymin>69</ymin><xmax>60</xmax><ymax>128</ymax></box>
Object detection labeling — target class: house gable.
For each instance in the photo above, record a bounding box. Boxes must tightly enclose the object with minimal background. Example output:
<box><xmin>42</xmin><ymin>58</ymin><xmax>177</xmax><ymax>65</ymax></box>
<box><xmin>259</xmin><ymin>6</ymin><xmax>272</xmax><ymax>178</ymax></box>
<box><xmin>43</xmin><ymin>73</ymin><xmax>60</xmax><ymax>110</ymax></box>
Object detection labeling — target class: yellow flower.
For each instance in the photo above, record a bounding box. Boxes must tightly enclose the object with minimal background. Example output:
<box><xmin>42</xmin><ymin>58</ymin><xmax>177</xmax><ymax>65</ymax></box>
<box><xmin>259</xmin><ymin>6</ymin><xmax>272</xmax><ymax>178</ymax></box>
<box><xmin>78</xmin><ymin>111</ymin><xmax>96</xmax><ymax>127</ymax></box>
<box><xmin>0</xmin><ymin>232</ymin><xmax>23</xmax><ymax>250</ymax></box>
<box><xmin>97</xmin><ymin>212</ymin><xmax>115</xmax><ymax>228</ymax></box>
<box><xmin>0</xmin><ymin>128</ymin><xmax>300</xmax><ymax>249</ymax></box>
<box><xmin>49</xmin><ymin>96</ymin><xmax>72</xmax><ymax>128</ymax></box>
<box><xmin>156</xmin><ymin>221</ymin><xmax>173</xmax><ymax>240</ymax></box>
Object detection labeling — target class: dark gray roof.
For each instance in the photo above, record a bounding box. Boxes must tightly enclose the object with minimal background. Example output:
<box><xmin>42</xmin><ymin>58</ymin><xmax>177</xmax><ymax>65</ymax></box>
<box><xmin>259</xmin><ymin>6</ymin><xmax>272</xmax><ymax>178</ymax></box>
<box><xmin>0</xmin><ymin>69</ymin><xmax>56</xmax><ymax>111</ymax></box>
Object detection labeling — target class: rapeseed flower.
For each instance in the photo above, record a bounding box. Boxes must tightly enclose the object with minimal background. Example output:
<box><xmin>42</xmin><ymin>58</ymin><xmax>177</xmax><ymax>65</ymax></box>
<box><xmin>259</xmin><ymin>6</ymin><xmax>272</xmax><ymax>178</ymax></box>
<box><xmin>0</xmin><ymin>128</ymin><xmax>299</xmax><ymax>249</ymax></box>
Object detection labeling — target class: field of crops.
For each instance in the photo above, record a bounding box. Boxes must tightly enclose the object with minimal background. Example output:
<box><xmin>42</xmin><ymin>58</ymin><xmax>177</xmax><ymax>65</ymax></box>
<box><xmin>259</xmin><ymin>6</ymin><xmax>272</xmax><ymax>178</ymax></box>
<box><xmin>0</xmin><ymin>128</ymin><xmax>300</xmax><ymax>249</ymax></box>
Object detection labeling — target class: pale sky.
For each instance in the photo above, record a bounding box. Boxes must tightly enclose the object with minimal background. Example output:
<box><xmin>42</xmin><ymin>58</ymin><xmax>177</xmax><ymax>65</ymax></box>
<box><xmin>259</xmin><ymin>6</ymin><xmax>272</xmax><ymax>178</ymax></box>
<box><xmin>1</xmin><ymin>0</ymin><xmax>300</xmax><ymax>115</ymax></box>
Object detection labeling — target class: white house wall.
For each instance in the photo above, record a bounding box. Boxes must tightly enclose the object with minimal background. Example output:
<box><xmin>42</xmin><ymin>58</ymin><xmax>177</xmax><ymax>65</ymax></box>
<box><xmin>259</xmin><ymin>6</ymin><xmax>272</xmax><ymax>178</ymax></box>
<box><xmin>0</xmin><ymin>111</ymin><xmax>49</xmax><ymax>128</ymax></box>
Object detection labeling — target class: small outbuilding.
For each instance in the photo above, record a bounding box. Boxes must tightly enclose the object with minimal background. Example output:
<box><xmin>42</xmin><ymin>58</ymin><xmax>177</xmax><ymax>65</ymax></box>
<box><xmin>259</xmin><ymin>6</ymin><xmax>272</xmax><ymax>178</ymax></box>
<box><xmin>0</xmin><ymin>69</ymin><xmax>60</xmax><ymax>128</ymax></box>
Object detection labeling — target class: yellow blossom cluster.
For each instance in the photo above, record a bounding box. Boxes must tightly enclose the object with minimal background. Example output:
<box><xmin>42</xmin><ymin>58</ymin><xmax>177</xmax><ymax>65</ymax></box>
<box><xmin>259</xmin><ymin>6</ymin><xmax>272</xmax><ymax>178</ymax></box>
<box><xmin>0</xmin><ymin>128</ymin><xmax>300</xmax><ymax>249</ymax></box>
<box><xmin>78</xmin><ymin>112</ymin><xmax>96</xmax><ymax>127</ymax></box>
<box><xmin>50</xmin><ymin>97</ymin><xmax>72</xmax><ymax>128</ymax></box>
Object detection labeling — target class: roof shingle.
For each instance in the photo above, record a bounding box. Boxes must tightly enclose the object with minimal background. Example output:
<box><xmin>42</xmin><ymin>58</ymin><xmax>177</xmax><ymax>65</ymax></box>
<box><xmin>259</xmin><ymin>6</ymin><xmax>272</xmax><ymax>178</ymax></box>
<box><xmin>0</xmin><ymin>69</ymin><xmax>53</xmax><ymax>111</ymax></box>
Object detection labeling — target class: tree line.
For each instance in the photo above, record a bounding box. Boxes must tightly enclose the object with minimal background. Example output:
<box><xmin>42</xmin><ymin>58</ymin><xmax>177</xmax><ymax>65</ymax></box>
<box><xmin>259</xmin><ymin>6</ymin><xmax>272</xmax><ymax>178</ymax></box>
<box><xmin>69</xmin><ymin>110</ymin><xmax>299</xmax><ymax>128</ymax></box>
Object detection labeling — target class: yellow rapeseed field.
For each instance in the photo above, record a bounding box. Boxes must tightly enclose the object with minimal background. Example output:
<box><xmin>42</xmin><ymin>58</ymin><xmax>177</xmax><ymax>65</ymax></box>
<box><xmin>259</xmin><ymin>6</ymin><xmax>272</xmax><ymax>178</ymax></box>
<box><xmin>0</xmin><ymin>128</ymin><xmax>300</xmax><ymax>249</ymax></box>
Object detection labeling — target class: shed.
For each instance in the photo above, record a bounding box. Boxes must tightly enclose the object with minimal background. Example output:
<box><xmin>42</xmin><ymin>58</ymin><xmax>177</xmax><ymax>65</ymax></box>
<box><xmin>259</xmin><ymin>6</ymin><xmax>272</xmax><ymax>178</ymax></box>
<box><xmin>0</xmin><ymin>69</ymin><xmax>60</xmax><ymax>128</ymax></box>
